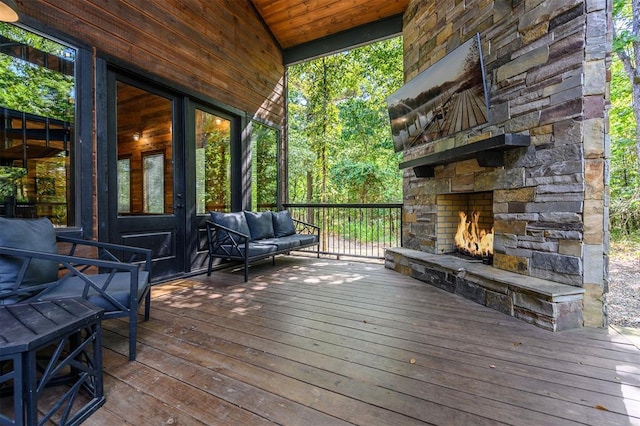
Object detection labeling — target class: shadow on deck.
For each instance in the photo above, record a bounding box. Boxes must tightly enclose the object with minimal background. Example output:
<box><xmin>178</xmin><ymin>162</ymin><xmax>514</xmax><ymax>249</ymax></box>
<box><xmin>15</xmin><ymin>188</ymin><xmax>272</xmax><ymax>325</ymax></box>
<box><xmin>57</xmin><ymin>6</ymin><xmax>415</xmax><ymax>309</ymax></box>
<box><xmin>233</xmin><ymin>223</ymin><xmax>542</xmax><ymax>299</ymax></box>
<box><xmin>87</xmin><ymin>256</ymin><xmax>640</xmax><ymax>425</ymax></box>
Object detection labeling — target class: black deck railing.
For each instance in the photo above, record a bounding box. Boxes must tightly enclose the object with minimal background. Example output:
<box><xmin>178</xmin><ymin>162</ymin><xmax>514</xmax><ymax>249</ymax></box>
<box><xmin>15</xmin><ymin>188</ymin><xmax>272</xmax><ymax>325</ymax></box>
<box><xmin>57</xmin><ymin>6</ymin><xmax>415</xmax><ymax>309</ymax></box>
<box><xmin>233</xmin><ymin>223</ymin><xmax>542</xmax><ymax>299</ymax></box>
<box><xmin>283</xmin><ymin>203</ymin><xmax>403</xmax><ymax>259</ymax></box>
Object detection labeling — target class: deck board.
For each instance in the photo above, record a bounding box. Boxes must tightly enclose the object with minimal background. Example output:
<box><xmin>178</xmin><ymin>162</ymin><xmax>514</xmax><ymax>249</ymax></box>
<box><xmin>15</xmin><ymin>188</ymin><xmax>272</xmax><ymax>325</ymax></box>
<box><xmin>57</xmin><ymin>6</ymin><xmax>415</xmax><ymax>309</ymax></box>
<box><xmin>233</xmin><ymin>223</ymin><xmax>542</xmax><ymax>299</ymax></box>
<box><xmin>86</xmin><ymin>256</ymin><xmax>640</xmax><ymax>425</ymax></box>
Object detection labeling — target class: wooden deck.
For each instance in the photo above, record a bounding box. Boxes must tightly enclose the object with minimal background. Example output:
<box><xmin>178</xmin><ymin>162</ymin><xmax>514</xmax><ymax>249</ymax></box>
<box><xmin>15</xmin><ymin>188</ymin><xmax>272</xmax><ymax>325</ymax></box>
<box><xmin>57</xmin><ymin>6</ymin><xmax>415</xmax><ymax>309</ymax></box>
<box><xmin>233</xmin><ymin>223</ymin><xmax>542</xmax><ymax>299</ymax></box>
<box><xmin>85</xmin><ymin>256</ymin><xmax>640</xmax><ymax>425</ymax></box>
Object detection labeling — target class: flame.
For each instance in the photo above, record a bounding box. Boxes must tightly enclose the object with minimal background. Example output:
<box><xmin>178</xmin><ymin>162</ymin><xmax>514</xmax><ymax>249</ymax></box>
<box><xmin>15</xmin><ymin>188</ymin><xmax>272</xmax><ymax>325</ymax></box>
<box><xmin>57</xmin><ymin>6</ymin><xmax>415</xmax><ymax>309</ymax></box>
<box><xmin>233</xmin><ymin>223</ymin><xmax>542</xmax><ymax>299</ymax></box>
<box><xmin>455</xmin><ymin>211</ymin><xmax>493</xmax><ymax>257</ymax></box>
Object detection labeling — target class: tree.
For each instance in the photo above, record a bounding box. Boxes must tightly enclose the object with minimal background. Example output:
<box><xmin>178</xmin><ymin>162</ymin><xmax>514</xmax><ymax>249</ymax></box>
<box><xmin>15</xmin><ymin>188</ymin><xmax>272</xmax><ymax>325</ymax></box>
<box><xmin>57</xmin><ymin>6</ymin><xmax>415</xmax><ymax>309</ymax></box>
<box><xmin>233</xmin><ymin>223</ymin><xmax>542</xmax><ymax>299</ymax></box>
<box><xmin>610</xmin><ymin>0</ymin><xmax>640</xmax><ymax>236</ymax></box>
<box><xmin>613</xmin><ymin>0</ymin><xmax>640</xmax><ymax>177</ymax></box>
<box><xmin>287</xmin><ymin>37</ymin><xmax>404</xmax><ymax>204</ymax></box>
<box><xmin>0</xmin><ymin>23</ymin><xmax>75</xmax><ymax>122</ymax></box>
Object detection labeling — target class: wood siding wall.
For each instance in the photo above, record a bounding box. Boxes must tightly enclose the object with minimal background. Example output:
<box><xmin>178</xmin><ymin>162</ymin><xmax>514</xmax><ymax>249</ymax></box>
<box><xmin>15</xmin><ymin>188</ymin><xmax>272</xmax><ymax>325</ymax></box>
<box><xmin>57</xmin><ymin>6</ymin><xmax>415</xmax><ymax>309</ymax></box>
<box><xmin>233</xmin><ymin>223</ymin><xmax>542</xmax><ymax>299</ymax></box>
<box><xmin>19</xmin><ymin>0</ymin><xmax>285</xmax><ymax>125</ymax></box>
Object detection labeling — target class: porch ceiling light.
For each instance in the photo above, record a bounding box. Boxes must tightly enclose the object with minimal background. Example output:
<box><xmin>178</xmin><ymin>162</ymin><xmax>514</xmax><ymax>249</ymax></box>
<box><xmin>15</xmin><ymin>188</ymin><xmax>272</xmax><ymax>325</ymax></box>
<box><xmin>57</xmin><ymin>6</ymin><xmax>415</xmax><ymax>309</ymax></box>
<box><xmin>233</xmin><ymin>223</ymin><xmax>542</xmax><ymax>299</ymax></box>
<box><xmin>0</xmin><ymin>0</ymin><xmax>19</xmax><ymax>22</ymax></box>
<box><xmin>133</xmin><ymin>132</ymin><xmax>141</xmax><ymax>141</ymax></box>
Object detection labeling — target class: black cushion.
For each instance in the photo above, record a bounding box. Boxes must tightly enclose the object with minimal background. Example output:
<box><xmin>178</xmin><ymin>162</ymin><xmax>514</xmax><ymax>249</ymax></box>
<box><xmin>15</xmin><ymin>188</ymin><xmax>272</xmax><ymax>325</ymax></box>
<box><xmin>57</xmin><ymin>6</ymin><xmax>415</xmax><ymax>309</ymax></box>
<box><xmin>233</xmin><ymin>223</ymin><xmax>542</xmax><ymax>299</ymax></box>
<box><xmin>210</xmin><ymin>211</ymin><xmax>251</xmax><ymax>244</ymax></box>
<box><xmin>272</xmin><ymin>210</ymin><xmax>296</xmax><ymax>237</ymax></box>
<box><xmin>0</xmin><ymin>217</ymin><xmax>58</xmax><ymax>292</ymax></box>
<box><xmin>37</xmin><ymin>271</ymin><xmax>150</xmax><ymax>312</ymax></box>
<box><xmin>288</xmin><ymin>234</ymin><xmax>318</xmax><ymax>246</ymax></box>
<box><xmin>215</xmin><ymin>242</ymin><xmax>278</xmax><ymax>258</ymax></box>
<box><xmin>244</xmin><ymin>211</ymin><xmax>275</xmax><ymax>240</ymax></box>
<box><xmin>255</xmin><ymin>236</ymin><xmax>301</xmax><ymax>251</ymax></box>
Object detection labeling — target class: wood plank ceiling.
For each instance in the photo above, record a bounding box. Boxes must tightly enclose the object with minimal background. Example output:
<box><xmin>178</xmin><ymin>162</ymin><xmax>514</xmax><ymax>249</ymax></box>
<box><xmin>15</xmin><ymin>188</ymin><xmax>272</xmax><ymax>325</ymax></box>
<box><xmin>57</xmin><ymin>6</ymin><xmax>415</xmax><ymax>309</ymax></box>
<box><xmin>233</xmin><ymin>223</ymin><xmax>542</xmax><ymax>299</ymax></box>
<box><xmin>250</xmin><ymin>0</ymin><xmax>409</xmax><ymax>49</ymax></box>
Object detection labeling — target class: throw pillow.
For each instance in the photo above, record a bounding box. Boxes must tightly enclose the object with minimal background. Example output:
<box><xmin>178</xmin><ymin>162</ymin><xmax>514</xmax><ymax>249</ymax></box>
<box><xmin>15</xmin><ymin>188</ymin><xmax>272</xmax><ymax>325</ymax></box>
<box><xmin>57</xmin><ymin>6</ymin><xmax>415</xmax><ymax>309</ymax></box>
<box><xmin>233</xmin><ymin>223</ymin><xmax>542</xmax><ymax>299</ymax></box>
<box><xmin>244</xmin><ymin>211</ymin><xmax>275</xmax><ymax>240</ymax></box>
<box><xmin>272</xmin><ymin>210</ymin><xmax>296</xmax><ymax>237</ymax></box>
<box><xmin>210</xmin><ymin>211</ymin><xmax>251</xmax><ymax>244</ymax></box>
<box><xmin>0</xmin><ymin>217</ymin><xmax>59</xmax><ymax>290</ymax></box>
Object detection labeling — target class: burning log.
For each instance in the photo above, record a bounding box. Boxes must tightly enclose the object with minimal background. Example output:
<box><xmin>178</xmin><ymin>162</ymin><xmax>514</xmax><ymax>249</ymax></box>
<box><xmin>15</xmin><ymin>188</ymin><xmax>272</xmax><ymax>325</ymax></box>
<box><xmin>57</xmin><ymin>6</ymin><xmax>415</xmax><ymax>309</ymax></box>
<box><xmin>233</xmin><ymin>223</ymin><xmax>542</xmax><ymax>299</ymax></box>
<box><xmin>455</xmin><ymin>211</ymin><xmax>493</xmax><ymax>258</ymax></box>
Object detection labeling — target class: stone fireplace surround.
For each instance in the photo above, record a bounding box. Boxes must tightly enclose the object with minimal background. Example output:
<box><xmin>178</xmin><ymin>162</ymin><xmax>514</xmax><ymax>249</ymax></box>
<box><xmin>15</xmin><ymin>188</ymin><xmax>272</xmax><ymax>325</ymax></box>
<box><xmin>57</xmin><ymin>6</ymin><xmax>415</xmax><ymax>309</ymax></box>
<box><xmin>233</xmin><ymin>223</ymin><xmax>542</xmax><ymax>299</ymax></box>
<box><xmin>385</xmin><ymin>132</ymin><xmax>587</xmax><ymax>332</ymax></box>
<box><xmin>385</xmin><ymin>247</ymin><xmax>584</xmax><ymax>331</ymax></box>
<box><xmin>387</xmin><ymin>0</ymin><xmax>609</xmax><ymax>330</ymax></box>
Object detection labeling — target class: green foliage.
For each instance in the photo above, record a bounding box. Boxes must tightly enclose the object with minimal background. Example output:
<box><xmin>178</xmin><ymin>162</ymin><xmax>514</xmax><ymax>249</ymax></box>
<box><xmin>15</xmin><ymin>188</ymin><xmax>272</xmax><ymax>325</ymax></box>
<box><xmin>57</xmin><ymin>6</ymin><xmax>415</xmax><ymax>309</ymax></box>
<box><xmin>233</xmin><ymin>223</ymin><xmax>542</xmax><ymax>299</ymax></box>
<box><xmin>329</xmin><ymin>212</ymin><xmax>400</xmax><ymax>244</ymax></box>
<box><xmin>0</xmin><ymin>166</ymin><xmax>26</xmax><ymax>199</ymax></box>
<box><xmin>288</xmin><ymin>37</ymin><xmax>404</xmax><ymax>204</ymax></box>
<box><xmin>252</xmin><ymin>122</ymin><xmax>278</xmax><ymax>209</ymax></box>
<box><xmin>610</xmin><ymin>57</ymin><xmax>638</xmax><ymax>195</ymax></box>
<box><xmin>0</xmin><ymin>23</ymin><xmax>75</xmax><ymax>122</ymax></box>
<box><xmin>613</xmin><ymin>0</ymin><xmax>636</xmax><ymax>55</ymax></box>
<box><xmin>204</xmin><ymin>127</ymin><xmax>230</xmax><ymax>209</ymax></box>
<box><xmin>610</xmin><ymin>0</ymin><xmax>640</xmax><ymax>238</ymax></box>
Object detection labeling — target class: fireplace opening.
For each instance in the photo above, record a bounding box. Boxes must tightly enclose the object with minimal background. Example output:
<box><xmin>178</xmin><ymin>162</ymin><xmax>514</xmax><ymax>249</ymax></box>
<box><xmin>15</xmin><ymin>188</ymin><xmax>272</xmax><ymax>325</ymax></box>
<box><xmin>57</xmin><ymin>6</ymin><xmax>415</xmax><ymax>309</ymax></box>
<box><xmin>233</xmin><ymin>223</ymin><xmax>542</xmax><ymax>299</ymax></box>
<box><xmin>436</xmin><ymin>192</ymin><xmax>493</xmax><ymax>261</ymax></box>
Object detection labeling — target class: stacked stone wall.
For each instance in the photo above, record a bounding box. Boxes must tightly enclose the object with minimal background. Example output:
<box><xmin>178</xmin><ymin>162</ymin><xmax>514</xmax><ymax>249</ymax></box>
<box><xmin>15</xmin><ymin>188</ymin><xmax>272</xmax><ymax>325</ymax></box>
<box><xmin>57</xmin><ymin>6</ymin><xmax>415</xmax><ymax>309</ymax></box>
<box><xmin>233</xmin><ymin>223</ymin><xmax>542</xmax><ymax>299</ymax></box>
<box><xmin>401</xmin><ymin>0</ymin><xmax>610</xmax><ymax>326</ymax></box>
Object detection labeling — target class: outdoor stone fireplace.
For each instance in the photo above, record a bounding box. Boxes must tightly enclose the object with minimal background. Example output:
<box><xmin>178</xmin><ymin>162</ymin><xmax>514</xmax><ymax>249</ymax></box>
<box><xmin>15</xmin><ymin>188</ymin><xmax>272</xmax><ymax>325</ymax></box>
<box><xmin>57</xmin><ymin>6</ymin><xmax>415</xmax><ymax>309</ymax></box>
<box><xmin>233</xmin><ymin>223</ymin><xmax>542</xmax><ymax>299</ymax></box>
<box><xmin>386</xmin><ymin>0</ymin><xmax>610</xmax><ymax>330</ymax></box>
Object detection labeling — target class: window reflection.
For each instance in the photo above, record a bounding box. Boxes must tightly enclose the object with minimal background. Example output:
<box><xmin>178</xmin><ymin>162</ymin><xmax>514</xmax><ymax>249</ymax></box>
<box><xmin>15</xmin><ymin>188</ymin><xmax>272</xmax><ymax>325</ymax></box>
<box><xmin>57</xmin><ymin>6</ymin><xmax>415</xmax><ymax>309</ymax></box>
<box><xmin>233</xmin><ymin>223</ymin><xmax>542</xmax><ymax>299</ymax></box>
<box><xmin>195</xmin><ymin>110</ymin><xmax>230</xmax><ymax>214</ymax></box>
<box><xmin>0</xmin><ymin>24</ymin><xmax>75</xmax><ymax>226</ymax></box>
<box><xmin>143</xmin><ymin>152</ymin><xmax>165</xmax><ymax>214</ymax></box>
<box><xmin>117</xmin><ymin>158</ymin><xmax>131</xmax><ymax>213</ymax></box>
<box><xmin>116</xmin><ymin>81</ymin><xmax>172</xmax><ymax>215</ymax></box>
<box><xmin>251</xmin><ymin>122</ymin><xmax>278</xmax><ymax>211</ymax></box>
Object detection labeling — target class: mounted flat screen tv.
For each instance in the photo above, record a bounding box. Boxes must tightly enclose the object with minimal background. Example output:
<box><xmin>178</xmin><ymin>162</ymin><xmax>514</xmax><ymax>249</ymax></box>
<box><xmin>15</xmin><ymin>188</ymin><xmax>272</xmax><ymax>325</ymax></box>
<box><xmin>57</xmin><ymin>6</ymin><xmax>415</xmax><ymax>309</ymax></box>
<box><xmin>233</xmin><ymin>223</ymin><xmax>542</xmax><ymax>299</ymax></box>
<box><xmin>387</xmin><ymin>33</ymin><xmax>489</xmax><ymax>152</ymax></box>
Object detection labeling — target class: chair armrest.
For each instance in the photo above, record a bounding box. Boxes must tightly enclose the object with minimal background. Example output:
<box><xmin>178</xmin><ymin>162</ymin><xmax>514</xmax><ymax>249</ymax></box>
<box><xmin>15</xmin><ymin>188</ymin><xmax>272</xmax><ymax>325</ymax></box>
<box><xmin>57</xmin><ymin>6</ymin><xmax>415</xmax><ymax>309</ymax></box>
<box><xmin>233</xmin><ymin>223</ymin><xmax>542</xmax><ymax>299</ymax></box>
<box><xmin>56</xmin><ymin>236</ymin><xmax>152</xmax><ymax>272</ymax></box>
<box><xmin>205</xmin><ymin>220</ymin><xmax>250</xmax><ymax>240</ymax></box>
<box><xmin>205</xmin><ymin>219</ymin><xmax>251</xmax><ymax>260</ymax></box>
<box><xmin>205</xmin><ymin>220</ymin><xmax>250</xmax><ymax>246</ymax></box>
<box><xmin>0</xmin><ymin>246</ymin><xmax>144</xmax><ymax>303</ymax></box>
<box><xmin>292</xmin><ymin>218</ymin><xmax>320</xmax><ymax>235</ymax></box>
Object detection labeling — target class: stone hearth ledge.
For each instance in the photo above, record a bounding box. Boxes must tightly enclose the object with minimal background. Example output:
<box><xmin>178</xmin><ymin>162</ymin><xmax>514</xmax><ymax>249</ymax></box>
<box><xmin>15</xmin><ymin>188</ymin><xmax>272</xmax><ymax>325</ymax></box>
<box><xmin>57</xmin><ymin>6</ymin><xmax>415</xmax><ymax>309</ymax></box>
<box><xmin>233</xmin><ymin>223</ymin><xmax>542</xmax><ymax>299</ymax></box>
<box><xmin>385</xmin><ymin>247</ymin><xmax>585</xmax><ymax>332</ymax></box>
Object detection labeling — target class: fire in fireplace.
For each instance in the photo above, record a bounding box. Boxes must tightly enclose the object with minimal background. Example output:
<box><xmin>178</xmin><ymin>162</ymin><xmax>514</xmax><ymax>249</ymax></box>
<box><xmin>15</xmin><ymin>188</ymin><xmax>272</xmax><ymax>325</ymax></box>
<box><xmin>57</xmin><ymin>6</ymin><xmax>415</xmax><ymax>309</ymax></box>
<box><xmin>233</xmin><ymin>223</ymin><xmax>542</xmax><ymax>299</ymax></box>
<box><xmin>455</xmin><ymin>210</ymin><xmax>493</xmax><ymax>259</ymax></box>
<box><xmin>436</xmin><ymin>191</ymin><xmax>493</xmax><ymax>261</ymax></box>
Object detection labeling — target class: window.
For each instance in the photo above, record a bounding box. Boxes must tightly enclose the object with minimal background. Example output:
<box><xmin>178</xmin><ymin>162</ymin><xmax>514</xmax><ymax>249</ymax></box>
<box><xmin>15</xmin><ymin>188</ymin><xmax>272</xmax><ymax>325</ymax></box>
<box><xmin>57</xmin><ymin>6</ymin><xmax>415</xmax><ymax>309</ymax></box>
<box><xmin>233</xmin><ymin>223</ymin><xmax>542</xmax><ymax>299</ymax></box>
<box><xmin>195</xmin><ymin>110</ymin><xmax>230</xmax><ymax>213</ymax></box>
<box><xmin>0</xmin><ymin>23</ymin><xmax>76</xmax><ymax>226</ymax></box>
<box><xmin>142</xmin><ymin>152</ymin><xmax>165</xmax><ymax>214</ymax></box>
<box><xmin>251</xmin><ymin>122</ymin><xmax>278</xmax><ymax>211</ymax></box>
<box><xmin>116</xmin><ymin>81</ymin><xmax>173</xmax><ymax>216</ymax></box>
<box><xmin>117</xmin><ymin>158</ymin><xmax>131</xmax><ymax>213</ymax></box>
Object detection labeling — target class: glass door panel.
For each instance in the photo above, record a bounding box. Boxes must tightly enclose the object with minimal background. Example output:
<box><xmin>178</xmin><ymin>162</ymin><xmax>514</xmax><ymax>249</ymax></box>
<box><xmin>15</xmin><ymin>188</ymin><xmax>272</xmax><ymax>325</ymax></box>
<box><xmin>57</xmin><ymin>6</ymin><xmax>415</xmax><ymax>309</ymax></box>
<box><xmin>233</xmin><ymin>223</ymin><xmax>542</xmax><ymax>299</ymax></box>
<box><xmin>195</xmin><ymin>110</ymin><xmax>230</xmax><ymax>213</ymax></box>
<box><xmin>250</xmin><ymin>121</ymin><xmax>278</xmax><ymax>211</ymax></box>
<box><xmin>117</xmin><ymin>82</ymin><xmax>173</xmax><ymax>216</ymax></box>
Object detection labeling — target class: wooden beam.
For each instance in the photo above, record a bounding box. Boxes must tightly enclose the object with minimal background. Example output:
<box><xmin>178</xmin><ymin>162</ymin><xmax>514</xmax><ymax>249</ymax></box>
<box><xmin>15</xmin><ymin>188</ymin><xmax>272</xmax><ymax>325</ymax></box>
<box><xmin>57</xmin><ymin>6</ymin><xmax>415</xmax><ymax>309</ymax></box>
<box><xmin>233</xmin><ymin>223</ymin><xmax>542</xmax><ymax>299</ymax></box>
<box><xmin>283</xmin><ymin>14</ymin><xmax>403</xmax><ymax>65</ymax></box>
<box><xmin>398</xmin><ymin>133</ymin><xmax>531</xmax><ymax>176</ymax></box>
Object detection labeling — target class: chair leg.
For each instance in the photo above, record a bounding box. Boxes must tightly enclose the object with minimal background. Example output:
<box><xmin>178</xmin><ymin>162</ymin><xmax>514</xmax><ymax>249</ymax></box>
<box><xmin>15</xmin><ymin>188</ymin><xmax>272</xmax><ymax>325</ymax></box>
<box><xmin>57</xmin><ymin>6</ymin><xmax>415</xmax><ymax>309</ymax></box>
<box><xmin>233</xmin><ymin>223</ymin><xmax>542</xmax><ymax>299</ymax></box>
<box><xmin>144</xmin><ymin>290</ymin><xmax>151</xmax><ymax>321</ymax></box>
<box><xmin>129</xmin><ymin>310</ymin><xmax>137</xmax><ymax>361</ymax></box>
<box><xmin>207</xmin><ymin>254</ymin><xmax>214</xmax><ymax>276</ymax></box>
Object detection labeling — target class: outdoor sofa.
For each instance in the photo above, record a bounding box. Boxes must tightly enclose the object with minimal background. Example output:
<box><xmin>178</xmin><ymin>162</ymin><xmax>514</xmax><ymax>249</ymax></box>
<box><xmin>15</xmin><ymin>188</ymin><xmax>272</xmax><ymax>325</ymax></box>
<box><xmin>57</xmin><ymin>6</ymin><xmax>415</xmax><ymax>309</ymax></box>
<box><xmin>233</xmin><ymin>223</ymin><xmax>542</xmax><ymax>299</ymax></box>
<box><xmin>205</xmin><ymin>210</ymin><xmax>320</xmax><ymax>281</ymax></box>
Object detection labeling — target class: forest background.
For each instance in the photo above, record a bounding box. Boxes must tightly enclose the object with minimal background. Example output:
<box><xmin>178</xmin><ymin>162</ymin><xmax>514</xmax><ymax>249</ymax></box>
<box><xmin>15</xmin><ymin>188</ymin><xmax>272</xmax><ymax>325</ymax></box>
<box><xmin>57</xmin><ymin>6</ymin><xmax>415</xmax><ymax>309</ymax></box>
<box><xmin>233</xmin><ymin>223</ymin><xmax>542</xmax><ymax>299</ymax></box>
<box><xmin>287</xmin><ymin>2</ymin><xmax>640</xmax><ymax>327</ymax></box>
<box><xmin>288</xmin><ymin>2</ymin><xmax>639</xmax><ymax>245</ymax></box>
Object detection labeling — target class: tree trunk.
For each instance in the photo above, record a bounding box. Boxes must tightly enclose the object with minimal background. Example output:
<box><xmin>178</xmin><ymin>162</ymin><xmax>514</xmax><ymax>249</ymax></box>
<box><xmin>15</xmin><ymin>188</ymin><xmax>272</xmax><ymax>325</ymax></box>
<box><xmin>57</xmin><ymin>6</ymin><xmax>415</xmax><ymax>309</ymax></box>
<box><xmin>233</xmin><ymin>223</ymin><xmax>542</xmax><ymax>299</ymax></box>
<box><xmin>306</xmin><ymin>170</ymin><xmax>313</xmax><ymax>224</ymax></box>
<box><xmin>634</xmin><ymin>83</ymin><xmax>640</xmax><ymax>176</ymax></box>
<box><xmin>614</xmin><ymin>0</ymin><xmax>640</xmax><ymax>178</ymax></box>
